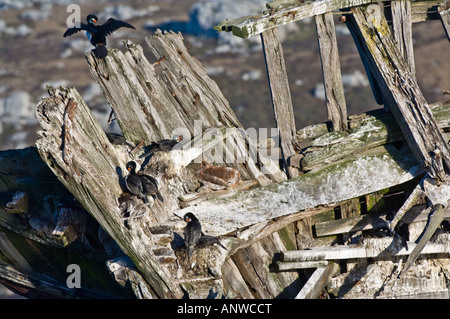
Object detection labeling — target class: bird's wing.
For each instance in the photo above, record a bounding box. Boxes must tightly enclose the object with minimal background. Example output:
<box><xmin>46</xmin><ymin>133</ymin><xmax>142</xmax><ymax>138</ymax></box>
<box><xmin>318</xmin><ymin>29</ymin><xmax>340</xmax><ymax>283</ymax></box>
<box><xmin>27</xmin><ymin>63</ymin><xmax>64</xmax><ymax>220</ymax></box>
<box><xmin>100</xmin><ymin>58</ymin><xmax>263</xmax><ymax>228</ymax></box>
<box><xmin>125</xmin><ymin>174</ymin><xmax>143</xmax><ymax>195</ymax></box>
<box><xmin>63</xmin><ymin>23</ymin><xmax>93</xmax><ymax>37</ymax></box>
<box><xmin>140</xmin><ymin>174</ymin><xmax>158</xmax><ymax>188</ymax></box>
<box><xmin>99</xmin><ymin>18</ymin><xmax>136</xmax><ymax>36</ymax></box>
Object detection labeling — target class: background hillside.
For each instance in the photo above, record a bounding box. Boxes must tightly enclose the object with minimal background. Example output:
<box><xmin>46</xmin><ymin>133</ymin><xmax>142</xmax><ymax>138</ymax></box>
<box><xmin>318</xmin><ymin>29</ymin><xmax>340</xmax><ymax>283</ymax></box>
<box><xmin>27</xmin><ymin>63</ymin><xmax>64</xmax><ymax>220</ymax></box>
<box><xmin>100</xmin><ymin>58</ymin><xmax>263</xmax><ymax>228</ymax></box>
<box><xmin>0</xmin><ymin>0</ymin><xmax>449</xmax><ymax>151</ymax></box>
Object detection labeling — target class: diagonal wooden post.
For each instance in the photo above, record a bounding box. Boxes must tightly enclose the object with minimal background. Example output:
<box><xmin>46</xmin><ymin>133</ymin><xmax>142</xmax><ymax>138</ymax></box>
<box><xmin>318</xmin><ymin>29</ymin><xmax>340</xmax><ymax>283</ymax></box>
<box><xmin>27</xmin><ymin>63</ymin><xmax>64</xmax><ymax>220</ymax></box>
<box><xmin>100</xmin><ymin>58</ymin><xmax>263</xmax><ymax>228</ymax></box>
<box><xmin>315</xmin><ymin>12</ymin><xmax>348</xmax><ymax>132</ymax></box>
<box><xmin>390</xmin><ymin>0</ymin><xmax>415</xmax><ymax>75</ymax></box>
<box><xmin>345</xmin><ymin>5</ymin><xmax>450</xmax><ymax>181</ymax></box>
<box><xmin>261</xmin><ymin>27</ymin><xmax>298</xmax><ymax>178</ymax></box>
<box><xmin>439</xmin><ymin>0</ymin><xmax>450</xmax><ymax>41</ymax></box>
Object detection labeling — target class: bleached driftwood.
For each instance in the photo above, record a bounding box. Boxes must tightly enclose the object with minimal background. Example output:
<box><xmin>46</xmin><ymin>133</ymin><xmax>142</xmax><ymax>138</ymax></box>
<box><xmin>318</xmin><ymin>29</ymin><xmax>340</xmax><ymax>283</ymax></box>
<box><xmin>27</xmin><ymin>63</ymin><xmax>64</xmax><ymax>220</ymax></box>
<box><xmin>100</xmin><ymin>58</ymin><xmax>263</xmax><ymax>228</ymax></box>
<box><xmin>295</xmin><ymin>262</ymin><xmax>339</xmax><ymax>299</ymax></box>
<box><xmin>281</xmin><ymin>235</ymin><xmax>450</xmax><ymax>262</ymax></box>
<box><xmin>214</xmin><ymin>0</ymin><xmax>445</xmax><ymax>39</ymax></box>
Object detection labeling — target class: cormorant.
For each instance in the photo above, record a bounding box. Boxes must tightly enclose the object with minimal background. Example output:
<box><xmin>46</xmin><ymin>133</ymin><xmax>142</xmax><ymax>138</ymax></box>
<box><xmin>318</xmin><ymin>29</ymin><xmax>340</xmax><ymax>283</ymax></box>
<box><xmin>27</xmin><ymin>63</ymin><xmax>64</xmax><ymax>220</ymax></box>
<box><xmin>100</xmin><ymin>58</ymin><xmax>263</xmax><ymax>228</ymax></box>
<box><xmin>64</xmin><ymin>14</ymin><xmax>135</xmax><ymax>58</ymax></box>
<box><xmin>183</xmin><ymin>212</ymin><xmax>227</xmax><ymax>264</ymax></box>
<box><xmin>140</xmin><ymin>173</ymin><xmax>164</xmax><ymax>203</ymax></box>
<box><xmin>183</xmin><ymin>213</ymin><xmax>202</xmax><ymax>263</ymax></box>
<box><xmin>124</xmin><ymin>161</ymin><xmax>147</xmax><ymax>204</ymax></box>
<box><xmin>140</xmin><ymin>136</ymin><xmax>183</xmax><ymax>159</ymax></box>
<box><xmin>124</xmin><ymin>161</ymin><xmax>163</xmax><ymax>204</ymax></box>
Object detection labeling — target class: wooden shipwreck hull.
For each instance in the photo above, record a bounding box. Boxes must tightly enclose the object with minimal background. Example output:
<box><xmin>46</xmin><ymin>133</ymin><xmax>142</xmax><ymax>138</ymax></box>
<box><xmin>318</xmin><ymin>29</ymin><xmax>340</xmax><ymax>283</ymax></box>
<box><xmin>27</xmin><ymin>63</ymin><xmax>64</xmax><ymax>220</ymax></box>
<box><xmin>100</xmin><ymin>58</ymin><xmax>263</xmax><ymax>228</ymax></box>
<box><xmin>1</xmin><ymin>0</ymin><xmax>450</xmax><ymax>299</ymax></box>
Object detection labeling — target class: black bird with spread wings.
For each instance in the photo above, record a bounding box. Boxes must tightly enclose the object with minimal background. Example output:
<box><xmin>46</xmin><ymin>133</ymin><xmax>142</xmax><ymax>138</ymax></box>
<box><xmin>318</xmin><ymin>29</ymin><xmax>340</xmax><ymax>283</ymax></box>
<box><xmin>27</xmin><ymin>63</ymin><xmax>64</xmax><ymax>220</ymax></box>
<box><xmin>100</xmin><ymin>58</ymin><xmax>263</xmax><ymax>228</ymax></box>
<box><xmin>64</xmin><ymin>14</ymin><xmax>135</xmax><ymax>58</ymax></box>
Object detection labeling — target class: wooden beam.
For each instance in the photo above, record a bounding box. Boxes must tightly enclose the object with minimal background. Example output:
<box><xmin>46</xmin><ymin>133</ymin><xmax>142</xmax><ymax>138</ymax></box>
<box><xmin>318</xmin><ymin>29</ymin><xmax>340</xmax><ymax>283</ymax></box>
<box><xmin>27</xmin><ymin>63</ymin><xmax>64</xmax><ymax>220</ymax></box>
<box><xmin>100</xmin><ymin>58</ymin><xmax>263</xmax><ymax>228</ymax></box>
<box><xmin>346</xmin><ymin>5</ymin><xmax>450</xmax><ymax>180</ymax></box>
<box><xmin>214</xmin><ymin>0</ymin><xmax>443</xmax><ymax>39</ymax></box>
<box><xmin>261</xmin><ymin>28</ymin><xmax>298</xmax><ymax>178</ymax></box>
<box><xmin>282</xmin><ymin>236</ymin><xmax>450</xmax><ymax>261</ymax></box>
<box><xmin>315</xmin><ymin>12</ymin><xmax>348</xmax><ymax>132</ymax></box>
<box><xmin>276</xmin><ymin>260</ymin><xmax>329</xmax><ymax>271</ymax></box>
<box><xmin>214</xmin><ymin>0</ymin><xmax>376</xmax><ymax>39</ymax></box>
<box><xmin>295</xmin><ymin>261</ymin><xmax>339</xmax><ymax>299</ymax></box>
<box><xmin>391</xmin><ymin>0</ymin><xmax>416</xmax><ymax>75</ymax></box>
<box><xmin>400</xmin><ymin>203</ymin><xmax>448</xmax><ymax>277</ymax></box>
<box><xmin>439</xmin><ymin>0</ymin><xmax>450</xmax><ymax>41</ymax></box>
<box><xmin>316</xmin><ymin>203</ymin><xmax>450</xmax><ymax>237</ymax></box>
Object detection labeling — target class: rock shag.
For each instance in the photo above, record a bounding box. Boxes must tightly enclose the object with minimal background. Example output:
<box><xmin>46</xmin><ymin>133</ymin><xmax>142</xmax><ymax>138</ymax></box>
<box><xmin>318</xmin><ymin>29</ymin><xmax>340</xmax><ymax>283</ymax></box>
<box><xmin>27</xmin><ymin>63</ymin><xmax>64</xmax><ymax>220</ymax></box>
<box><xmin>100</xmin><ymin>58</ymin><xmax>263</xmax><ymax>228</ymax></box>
<box><xmin>182</xmin><ymin>212</ymin><xmax>227</xmax><ymax>265</ymax></box>
<box><xmin>124</xmin><ymin>161</ymin><xmax>163</xmax><ymax>205</ymax></box>
<box><xmin>64</xmin><ymin>14</ymin><xmax>135</xmax><ymax>58</ymax></box>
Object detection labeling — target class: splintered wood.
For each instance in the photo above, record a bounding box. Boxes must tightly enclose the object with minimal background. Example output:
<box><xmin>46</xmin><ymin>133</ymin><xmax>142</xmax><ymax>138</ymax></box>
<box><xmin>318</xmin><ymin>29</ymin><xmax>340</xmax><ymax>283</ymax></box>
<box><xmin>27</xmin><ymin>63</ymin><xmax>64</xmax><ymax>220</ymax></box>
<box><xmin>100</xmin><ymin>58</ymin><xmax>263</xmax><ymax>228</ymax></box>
<box><xmin>62</xmin><ymin>98</ymin><xmax>77</xmax><ymax>165</ymax></box>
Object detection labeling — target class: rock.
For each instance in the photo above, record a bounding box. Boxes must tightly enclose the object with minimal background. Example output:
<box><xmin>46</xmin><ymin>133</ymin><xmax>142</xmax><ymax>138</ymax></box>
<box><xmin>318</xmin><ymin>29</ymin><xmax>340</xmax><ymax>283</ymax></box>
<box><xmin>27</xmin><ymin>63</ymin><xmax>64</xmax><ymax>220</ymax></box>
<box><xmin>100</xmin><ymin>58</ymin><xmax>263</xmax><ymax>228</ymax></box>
<box><xmin>19</xmin><ymin>10</ymin><xmax>50</xmax><ymax>21</ymax></box>
<box><xmin>99</xmin><ymin>5</ymin><xmax>159</xmax><ymax>21</ymax></box>
<box><xmin>312</xmin><ymin>83</ymin><xmax>326</xmax><ymax>100</ymax></box>
<box><xmin>0</xmin><ymin>91</ymin><xmax>32</xmax><ymax>119</ymax></box>
<box><xmin>341</xmin><ymin>70</ymin><xmax>370</xmax><ymax>88</ymax></box>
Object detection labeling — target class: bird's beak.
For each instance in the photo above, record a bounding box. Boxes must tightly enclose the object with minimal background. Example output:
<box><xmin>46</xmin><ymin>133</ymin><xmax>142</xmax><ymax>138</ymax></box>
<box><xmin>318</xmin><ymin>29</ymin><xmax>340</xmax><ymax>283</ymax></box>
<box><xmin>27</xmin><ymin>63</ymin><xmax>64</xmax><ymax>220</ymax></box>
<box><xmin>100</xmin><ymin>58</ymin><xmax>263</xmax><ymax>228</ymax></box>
<box><xmin>93</xmin><ymin>19</ymin><xmax>97</xmax><ymax>23</ymax></box>
<box><xmin>127</xmin><ymin>167</ymin><xmax>131</xmax><ymax>171</ymax></box>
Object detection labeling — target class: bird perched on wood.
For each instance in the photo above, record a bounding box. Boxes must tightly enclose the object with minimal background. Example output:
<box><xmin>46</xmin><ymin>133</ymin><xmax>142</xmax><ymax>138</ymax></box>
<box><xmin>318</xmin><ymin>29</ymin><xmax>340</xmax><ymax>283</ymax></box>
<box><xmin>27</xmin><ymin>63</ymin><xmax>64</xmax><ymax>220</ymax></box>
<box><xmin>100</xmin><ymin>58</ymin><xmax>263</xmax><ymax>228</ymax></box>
<box><xmin>63</xmin><ymin>14</ymin><xmax>135</xmax><ymax>58</ymax></box>
<box><xmin>140</xmin><ymin>136</ymin><xmax>183</xmax><ymax>159</ymax></box>
<box><xmin>183</xmin><ymin>213</ymin><xmax>202</xmax><ymax>264</ymax></box>
<box><xmin>183</xmin><ymin>212</ymin><xmax>227</xmax><ymax>265</ymax></box>
<box><xmin>124</xmin><ymin>161</ymin><xmax>163</xmax><ymax>205</ymax></box>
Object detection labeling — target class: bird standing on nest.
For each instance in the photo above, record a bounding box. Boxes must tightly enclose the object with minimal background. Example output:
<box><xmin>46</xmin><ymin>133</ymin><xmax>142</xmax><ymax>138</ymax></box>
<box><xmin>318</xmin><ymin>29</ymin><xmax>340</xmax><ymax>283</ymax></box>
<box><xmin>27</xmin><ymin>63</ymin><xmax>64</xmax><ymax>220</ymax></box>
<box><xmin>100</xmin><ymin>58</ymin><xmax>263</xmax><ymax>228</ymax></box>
<box><xmin>64</xmin><ymin>14</ymin><xmax>135</xmax><ymax>58</ymax></box>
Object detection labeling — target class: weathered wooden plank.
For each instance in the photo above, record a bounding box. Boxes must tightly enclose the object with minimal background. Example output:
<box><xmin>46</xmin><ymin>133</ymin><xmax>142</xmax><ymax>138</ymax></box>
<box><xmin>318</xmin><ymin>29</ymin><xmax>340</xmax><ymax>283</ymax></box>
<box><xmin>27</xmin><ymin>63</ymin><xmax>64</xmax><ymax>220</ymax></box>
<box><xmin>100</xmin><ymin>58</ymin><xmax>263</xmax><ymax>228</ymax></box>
<box><xmin>222</xmin><ymin>258</ymin><xmax>255</xmax><ymax>299</ymax></box>
<box><xmin>300</xmin><ymin>103</ymin><xmax>450</xmax><ymax>172</ymax></box>
<box><xmin>35</xmin><ymin>87</ymin><xmax>182</xmax><ymax>299</ymax></box>
<box><xmin>175</xmin><ymin>143</ymin><xmax>423</xmax><ymax>237</ymax></box>
<box><xmin>347</xmin><ymin>5</ymin><xmax>450</xmax><ymax>180</ymax></box>
<box><xmin>315</xmin><ymin>12</ymin><xmax>348</xmax><ymax>132</ymax></box>
<box><xmin>214</xmin><ymin>0</ymin><xmax>376</xmax><ymax>39</ymax></box>
<box><xmin>315</xmin><ymin>203</ymin><xmax>450</xmax><ymax>237</ymax></box>
<box><xmin>295</xmin><ymin>261</ymin><xmax>339</xmax><ymax>299</ymax></box>
<box><xmin>400</xmin><ymin>204</ymin><xmax>448</xmax><ymax>277</ymax></box>
<box><xmin>276</xmin><ymin>260</ymin><xmax>329</xmax><ymax>271</ymax></box>
<box><xmin>261</xmin><ymin>28</ymin><xmax>298</xmax><ymax>178</ymax></box>
<box><xmin>214</xmin><ymin>0</ymin><xmax>442</xmax><ymax>39</ymax></box>
<box><xmin>439</xmin><ymin>0</ymin><xmax>450</xmax><ymax>40</ymax></box>
<box><xmin>391</xmin><ymin>0</ymin><xmax>416</xmax><ymax>74</ymax></box>
<box><xmin>282</xmin><ymin>235</ymin><xmax>450</xmax><ymax>261</ymax></box>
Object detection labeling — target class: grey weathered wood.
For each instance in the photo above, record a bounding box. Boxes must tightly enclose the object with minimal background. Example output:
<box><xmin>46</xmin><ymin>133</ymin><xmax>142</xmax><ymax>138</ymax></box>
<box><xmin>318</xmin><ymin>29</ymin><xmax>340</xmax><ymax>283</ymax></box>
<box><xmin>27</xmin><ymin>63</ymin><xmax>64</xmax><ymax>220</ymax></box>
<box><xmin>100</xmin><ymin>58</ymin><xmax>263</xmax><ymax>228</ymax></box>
<box><xmin>347</xmin><ymin>5</ymin><xmax>450</xmax><ymax>181</ymax></box>
<box><xmin>174</xmin><ymin>141</ymin><xmax>424</xmax><ymax>238</ymax></box>
<box><xmin>214</xmin><ymin>0</ymin><xmax>443</xmax><ymax>39</ymax></box>
<box><xmin>35</xmin><ymin>87</ymin><xmax>181</xmax><ymax>299</ymax></box>
<box><xmin>282</xmin><ymin>235</ymin><xmax>450</xmax><ymax>261</ymax></box>
<box><xmin>87</xmin><ymin>31</ymin><xmax>283</xmax><ymax>185</ymax></box>
<box><xmin>315</xmin><ymin>203</ymin><xmax>450</xmax><ymax>237</ymax></box>
<box><xmin>400</xmin><ymin>204</ymin><xmax>447</xmax><ymax>277</ymax></box>
<box><xmin>315</xmin><ymin>12</ymin><xmax>348</xmax><ymax>132</ymax></box>
<box><xmin>276</xmin><ymin>260</ymin><xmax>329</xmax><ymax>271</ymax></box>
<box><xmin>343</xmin><ymin>8</ymin><xmax>385</xmax><ymax>105</ymax></box>
<box><xmin>261</xmin><ymin>28</ymin><xmax>298</xmax><ymax>178</ymax></box>
<box><xmin>300</xmin><ymin>103</ymin><xmax>450</xmax><ymax>172</ymax></box>
<box><xmin>391</xmin><ymin>0</ymin><xmax>416</xmax><ymax>75</ymax></box>
<box><xmin>214</xmin><ymin>0</ymin><xmax>376</xmax><ymax>39</ymax></box>
<box><xmin>295</xmin><ymin>261</ymin><xmax>339</xmax><ymax>299</ymax></box>
<box><xmin>439</xmin><ymin>0</ymin><xmax>450</xmax><ymax>40</ymax></box>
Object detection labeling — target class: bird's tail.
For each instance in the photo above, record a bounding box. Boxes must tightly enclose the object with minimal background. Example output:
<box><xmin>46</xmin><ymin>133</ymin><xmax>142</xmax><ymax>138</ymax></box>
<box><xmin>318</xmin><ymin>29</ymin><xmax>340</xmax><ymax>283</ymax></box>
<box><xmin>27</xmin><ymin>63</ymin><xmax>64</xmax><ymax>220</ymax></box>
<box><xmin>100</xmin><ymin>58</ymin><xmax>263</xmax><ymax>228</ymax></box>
<box><xmin>187</xmin><ymin>246</ymin><xmax>194</xmax><ymax>262</ymax></box>
<box><xmin>94</xmin><ymin>45</ymin><xmax>108</xmax><ymax>58</ymax></box>
<box><xmin>155</xmin><ymin>191</ymin><xmax>164</xmax><ymax>203</ymax></box>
